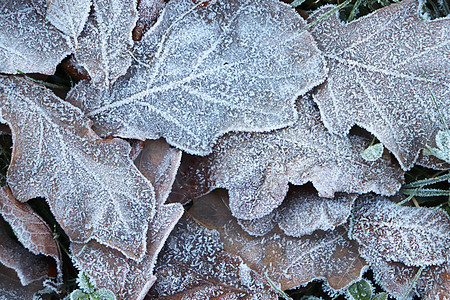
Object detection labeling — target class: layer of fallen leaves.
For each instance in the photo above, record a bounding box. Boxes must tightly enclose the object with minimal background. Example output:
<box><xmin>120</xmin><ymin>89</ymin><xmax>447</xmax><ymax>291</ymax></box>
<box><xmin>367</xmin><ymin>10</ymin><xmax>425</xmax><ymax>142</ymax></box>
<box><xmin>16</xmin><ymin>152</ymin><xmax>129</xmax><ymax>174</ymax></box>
<box><xmin>0</xmin><ymin>0</ymin><xmax>448</xmax><ymax>299</ymax></box>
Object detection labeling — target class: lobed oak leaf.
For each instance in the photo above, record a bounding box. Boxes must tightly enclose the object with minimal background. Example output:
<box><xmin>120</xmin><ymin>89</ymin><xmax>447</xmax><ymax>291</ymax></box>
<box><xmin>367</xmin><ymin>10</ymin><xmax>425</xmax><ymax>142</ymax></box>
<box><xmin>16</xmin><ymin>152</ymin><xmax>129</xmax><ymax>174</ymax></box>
<box><xmin>71</xmin><ymin>139</ymin><xmax>184</xmax><ymax>299</ymax></box>
<box><xmin>73</xmin><ymin>0</ymin><xmax>138</xmax><ymax>88</ymax></box>
<box><xmin>180</xmin><ymin>99</ymin><xmax>403</xmax><ymax>220</ymax></box>
<box><xmin>189</xmin><ymin>190</ymin><xmax>367</xmax><ymax>291</ymax></box>
<box><xmin>352</xmin><ymin>195</ymin><xmax>450</xmax><ymax>267</ymax></box>
<box><xmin>148</xmin><ymin>214</ymin><xmax>277</xmax><ymax>299</ymax></box>
<box><xmin>309</xmin><ymin>0</ymin><xmax>450</xmax><ymax>170</ymax></box>
<box><xmin>66</xmin><ymin>0</ymin><xmax>327</xmax><ymax>155</ymax></box>
<box><xmin>372</xmin><ymin>259</ymin><xmax>450</xmax><ymax>299</ymax></box>
<box><xmin>238</xmin><ymin>188</ymin><xmax>357</xmax><ymax>238</ymax></box>
<box><xmin>0</xmin><ymin>0</ymin><xmax>80</xmax><ymax>74</ymax></box>
<box><xmin>0</xmin><ymin>76</ymin><xmax>157</xmax><ymax>260</ymax></box>
<box><xmin>0</xmin><ymin>185</ymin><xmax>62</xmax><ymax>280</ymax></box>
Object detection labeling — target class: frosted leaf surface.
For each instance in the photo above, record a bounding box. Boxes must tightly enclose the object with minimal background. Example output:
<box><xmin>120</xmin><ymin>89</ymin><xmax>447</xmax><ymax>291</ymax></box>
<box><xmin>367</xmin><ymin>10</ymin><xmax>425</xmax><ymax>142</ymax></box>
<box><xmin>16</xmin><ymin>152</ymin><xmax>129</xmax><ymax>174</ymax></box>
<box><xmin>71</xmin><ymin>203</ymin><xmax>183</xmax><ymax>299</ymax></box>
<box><xmin>148</xmin><ymin>214</ymin><xmax>277</xmax><ymax>299</ymax></box>
<box><xmin>133</xmin><ymin>0</ymin><xmax>165</xmax><ymax>41</ymax></box>
<box><xmin>181</xmin><ymin>99</ymin><xmax>403</xmax><ymax>220</ymax></box>
<box><xmin>0</xmin><ymin>267</ymin><xmax>47</xmax><ymax>299</ymax></box>
<box><xmin>71</xmin><ymin>140</ymin><xmax>183</xmax><ymax>299</ymax></box>
<box><xmin>237</xmin><ymin>188</ymin><xmax>356</xmax><ymax>238</ymax></box>
<box><xmin>74</xmin><ymin>0</ymin><xmax>138</xmax><ymax>88</ymax></box>
<box><xmin>66</xmin><ymin>0</ymin><xmax>327</xmax><ymax>155</ymax></box>
<box><xmin>45</xmin><ymin>0</ymin><xmax>92</xmax><ymax>49</ymax></box>
<box><xmin>352</xmin><ymin>195</ymin><xmax>450</xmax><ymax>266</ymax></box>
<box><xmin>372</xmin><ymin>260</ymin><xmax>450</xmax><ymax>300</ymax></box>
<box><xmin>0</xmin><ymin>186</ymin><xmax>62</xmax><ymax>278</ymax></box>
<box><xmin>0</xmin><ymin>76</ymin><xmax>156</xmax><ymax>260</ymax></box>
<box><xmin>424</xmin><ymin>130</ymin><xmax>450</xmax><ymax>163</ymax></box>
<box><xmin>310</xmin><ymin>0</ymin><xmax>450</xmax><ymax>170</ymax></box>
<box><xmin>0</xmin><ymin>216</ymin><xmax>53</xmax><ymax>286</ymax></box>
<box><xmin>189</xmin><ymin>191</ymin><xmax>367</xmax><ymax>291</ymax></box>
<box><xmin>0</xmin><ymin>0</ymin><xmax>75</xmax><ymax>74</ymax></box>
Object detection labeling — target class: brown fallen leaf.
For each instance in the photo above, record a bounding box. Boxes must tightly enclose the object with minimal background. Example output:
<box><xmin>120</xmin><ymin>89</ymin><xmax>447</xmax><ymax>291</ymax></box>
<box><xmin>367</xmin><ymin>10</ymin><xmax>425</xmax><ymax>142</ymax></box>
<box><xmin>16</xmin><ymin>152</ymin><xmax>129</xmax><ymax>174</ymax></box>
<box><xmin>180</xmin><ymin>99</ymin><xmax>403</xmax><ymax>220</ymax></box>
<box><xmin>309</xmin><ymin>0</ymin><xmax>450</xmax><ymax>170</ymax></box>
<box><xmin>352</xmin><ymin>195</ymin><xmax>450</xmax><ymax>267</ymax></box>
<box><xmin>133</xmin><ymin>0</ymin><xmax>166</xmax><ymax>41</ymax></box>
<box><xmin>148</xmin><ymin>214</ymin><xmax>277</xmax><ymax>299</ymax></box>
<box><xmin>67</xmin><ymin>0</ymin><xmax>327</xmax><ymax>155</ymax></box>
<box><xmin>71</xmin><ymin>139</ymin><xmax>183</xmax><ymax>299</ymax></box>
<box><xmin>0</xmin><ymin>185</ymin><xmax>62</xmax><ymax>281</ymax></box>
<box><xmin>372</xmin><ymin>259</ymin><xmax>450</xmax><ymax>300</ymax></box>
<box><xmin>189</xmin><ymin>190</ymin><xmax>367</xmax><ymax>291</ymax></box>
<box><xmin>238</xmin><ymin>187</ymin><xmax>357</xmax><ymax>238</ymax></box>
<box><xmin>74</xmin><ymin>0</ymin><xmax>138</xmax><ymax>88</ymax></box>
<box><xmin>0</xmin><ymin>0</ymin><xmax>81</xmax><ymax>74</ymax></box>
<box><xmin>0</xmin><ymin>76</ymin><xmax>157</xmax><ymax>260</ymax></box>
<box><xmin>0</xmin><ymin>267</ymin><xmax>49</xmax><ymax>300</ymax></box>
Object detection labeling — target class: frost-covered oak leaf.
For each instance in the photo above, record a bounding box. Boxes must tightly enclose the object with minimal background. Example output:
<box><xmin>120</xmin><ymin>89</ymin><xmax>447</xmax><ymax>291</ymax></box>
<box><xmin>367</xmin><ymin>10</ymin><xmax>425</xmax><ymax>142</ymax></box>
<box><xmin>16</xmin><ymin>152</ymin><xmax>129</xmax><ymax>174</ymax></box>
<box><xmin>309</xmin><ymin>0</ymin><xmax>450</xmax><ymax>170</ymax></box>
<box><xmin>189</xmin><ymin>191</ymin><xmax>367</xmax><ymax>291</ymax></box>
<box><xmin>67</xmin><ymin>0</ymin><xmax>327</xmax><ymax>155</ymax></box>
<box><xmin>148</xmin><ymin>215</ymin><xmax>277</xmax><ymax>299</ymax></box>
<box><xmin>372</xmin><ymin>260</ymin><xmax>450</xmax><ymax>300</ymax></box>
<box><xmin>352</xmin><ymin>195</ymin><xmax>450</xmax><ymax>267</ymax></box>
<box><xmin>0</xmin><ymin>76</ymin><xmax>157</xmax><ymax>260</ymax></box>
<box><xmin>0</xmin><ymin>0</ymin><xmax>83</xmax><ymax>74</ymax></box>
<box><xmin>181</xmin><ymin>99</ymin><xmax>403</xmax><ymax>220</ymax></box>
<box><xmin>74</xmin><ymin>0</ymin><xmax>138</xmax><ymax>88</ymax></box>
<box><xmin>71</xmin><ymin>139</ymin><xmax>183</xmax><ymax>299</ymax></box>
<box><xmin>238</xmin><ymin>188</ymin><xmax>357</xmax><ymax>238</ymax></box>
<box><xmin>0</xmin><ymin>185</ymin><xmax>62</xmax><ymax>280</ymax></box>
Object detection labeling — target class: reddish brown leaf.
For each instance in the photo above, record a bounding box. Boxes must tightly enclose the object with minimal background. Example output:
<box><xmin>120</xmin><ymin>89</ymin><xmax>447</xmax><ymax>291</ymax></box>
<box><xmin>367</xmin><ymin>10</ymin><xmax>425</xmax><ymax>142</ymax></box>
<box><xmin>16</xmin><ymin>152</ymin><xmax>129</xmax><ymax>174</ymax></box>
<box><xmin>189</xmin><ymin>190</ymin><xmax>367</xmax><ymax>291</ymax></box>
<box><xmin>0</xmin><ymin>267</ymin><xmax>49</xmax><ymax>299</ymax></box>
<box><xmin>133</xmin><ymin>0</ymin><xmax>166</xmax><ymax>41</ymax></box>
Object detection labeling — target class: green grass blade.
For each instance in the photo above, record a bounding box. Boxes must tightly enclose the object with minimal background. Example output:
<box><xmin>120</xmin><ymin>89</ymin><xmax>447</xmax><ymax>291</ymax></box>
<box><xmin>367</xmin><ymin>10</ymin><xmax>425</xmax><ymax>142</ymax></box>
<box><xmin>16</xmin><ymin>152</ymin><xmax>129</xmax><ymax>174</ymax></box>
<box><xmin>401</xmin><ymin>188</ymin><xmax>450</xmax><ymax>197</ymax></box>
<box><xmin>400</xmin><ymin>266</ymin><xmax>424</xmax><ymax>300</ymax></box>
<box><xmin>301</xmin><ymin>0</ymin><xmax>352</xmax><ymax>32</ymax></box>
<box><xmin>265</xmin><ymin>273</ymin><xmax>292</xmax><ymax>300</ymax></box>
<box><xmin>347</xmin><ymin>0</ymin><xmax>363</xmax><ymax>21</ymax></box>
<box><xmin>16</xmin><ymin>70</ymin><xmax>70</xmax><ymax>90</ymax></box>
<box><xmin>290</xmin><ymin>0</ymin><xmax>306</xmax><ymax>7</ymax></box>
<box><xmin>402</xmin><ymin>173</ymin><xmax>450</xmax><ymax>188</ymax></box>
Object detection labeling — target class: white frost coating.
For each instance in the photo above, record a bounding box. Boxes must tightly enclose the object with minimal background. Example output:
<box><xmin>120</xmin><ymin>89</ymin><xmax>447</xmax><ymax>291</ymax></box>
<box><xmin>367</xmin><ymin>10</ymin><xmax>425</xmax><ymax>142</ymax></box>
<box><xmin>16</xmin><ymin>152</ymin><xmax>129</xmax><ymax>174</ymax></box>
<box><xmin>0</xmin><ymin>0</ymin><xmax>74</xmax><ymax>74</ymax></box>
<box><xmin>46</xmin><ymin>0</ymin><xmax>91</xmax><ymax>49</ymax></box>
<box><xmin>352</xmin><ymin>195</ymin><xmax>450</xmax><ymax>267</ymax></box>
<box><xmin>149</xmin><ymin>216</ymin><xmax>276</xmax><ymax>299</ymax></box>
<box><xmin>0</xmin><ymin>76</ymin><xmax>156</xmax><ymax>261</ymax></box>
<box><xmin>0</xmin><ymin>268</ymin><xmax>46</xmax><ymax>299</ymax></box>
<box><xmin>185</xmin><ymin>99</ymin><xmax>403</xmax><ymax>220</ymax></box>
<box><xmin>67</xmin><ymin>0</ymin><xmax>327</xmax><ymax>155</ymax></box>
<box><xmin>310</xmin><ymin>0</ymin><xmax>450</xmax><ymax>170</ymax></box>
<box><xmin>425</xmin><ymin>130</ymin><xmax>450</xmax><ymax>163</ymax></box>
<box><xmin>74</xmin><ymin>0</ymin><xmax>138</xmax><ymax>88</ymax></box>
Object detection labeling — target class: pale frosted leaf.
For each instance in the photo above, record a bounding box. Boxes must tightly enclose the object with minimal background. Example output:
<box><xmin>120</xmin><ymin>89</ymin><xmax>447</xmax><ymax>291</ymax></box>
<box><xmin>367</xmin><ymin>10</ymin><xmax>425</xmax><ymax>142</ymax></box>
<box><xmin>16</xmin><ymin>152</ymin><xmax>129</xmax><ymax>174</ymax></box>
<box><xmin>0</xmin><ymin>76</ymin><xmax>156</xmax><ymax>260</ymax></box>
<box><xmin>74</xmin><ymin>0</ymin><xmax>138</xmax><ymax>88</ymax></box>
<box><xmin>372</xmin><ymin>260</ymin><xmax>450</xmax><ymax>300</ymax></box>
<box><xmin>71</xmin><ymin>141</ymin><xmax>183</xmax><ymax>299</ymax></box>
<box><xmin>0</xmin><ymin>185</ymin><xmax>62</xmax><ymax>279</ymax></box>
<box><xmin>361</xmin><ymin>143</ymin><xmax>384</xmax><ymax>162</ymax></box>
<box><xmin>0</xmin><ymin>217</ymin><xmax>53</xmax><ymax>285</ymax></box>
<box><xmin>424</xmin><ymin>130</ymin><xmax>450</xmax><ymax>163</ymax></box>
<box><xmin>71</xmin><ymin>204</ymin><xmax>188</xmax><ymax>299</ymax></box>
<box><xmin>148</xmin><ymin>214</ymin><xmax>277</xmax><ymax>299</ymax></box>
<box><xmin>181</xmin><ymin>99</ymin><xmax>403</xmax><ymax>220</ymax></box>
<box><xmin>46</xmin><ymin>0</ymin><xmax>92</xmax><ymax>49</ymax></box>
<box><xmin>133</xmin><ymin>0</ymin><xmax>165</xmax><ymax>41</ymax></box>
<box><xmin>310</xmin><ymin>0</ymin><xmax>450</xmax><ymax>170</ymax></box>
<box><xmin>352</xmin><ymin>195</ymin><xmax>450</xmax><ymax>266</ymax></box>
<box><xmin>189</xmin><ymin>191</ymin><xmax>367</xmax><ymax>291</ymax></box>
<box><xmin>237</xmin><ymin>188</ymin><xmax>356</xmax><ymax>238</ymax></box>
<box><xmin>0</xmin><ymin>267</ymin><xmax>48</xmax><ymax>299</ymax></box>
<box><xmin>133</xmin><ymin>139</ymin><xmax>182</xmax><ymax>205</ymax></box>
<box><xmin>0</xmin><ymin>0</ymin><xmax>74</xmax><ymax>74</ymax></box>
<box><xmin>67</xmin><ymin>0</ymin><xmax>327</xmax><ymax>155</ymax></box>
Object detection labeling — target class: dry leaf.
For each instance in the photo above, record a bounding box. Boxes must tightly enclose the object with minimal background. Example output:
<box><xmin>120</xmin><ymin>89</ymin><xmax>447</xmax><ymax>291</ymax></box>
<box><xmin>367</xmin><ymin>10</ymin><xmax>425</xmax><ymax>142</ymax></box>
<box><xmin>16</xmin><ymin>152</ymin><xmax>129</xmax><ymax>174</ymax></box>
<box><xmin>181</xmin><ymin>99</ymin><xmax>403</xmax><ymax>220</ymax></box>
<box><xmin>0</xmin><ymin>185</ymin><xmax>61</xmax><ymax>279</ymax></box>
<box><xmin>352</xmin><ymin>195</ymin><xmax>450</xmax><ymax>267</ymax></box>
<box><xmin>239</xmin><ymin>188</ymin><xmax>357</xmax><ymax>238</ymax></box>
<box><xmin>0</xmin><ymin>267</ymin><xmax>49</xmax><ymax>299</ymax></box>
<box><xmin>0</xmin><ymin>216</ymin><xmax>54</xmax><ymax>286</ymax></box>
<box><xmin>0</xmin><ymin>0</ymin><xmax>77</xmax><ymax>74</ymax></box>
<box><xmin>189</xmin><ymin>190</ymin><xmax>367</xmax><ymax>291</ymax></box>
<box><xmin>71</xmin><ymin>139</ymin><xmax>183</xmax><ymax>299</ymax></box>
<box><xmin>372</xmin><ymin>259</ymin><xmax>450</xmax><ymax>300</ymax></box>
<box><xmin>133</xmin><ymin>0</ymin><xmax>166</xmax><ymax>41</ymax></box>
<box><xmin>66</xmin><ymin>0</ymin><xmax>327</xmax><ymax>155</ymax></box>
<box><xmin>0</xmin><ymin>76</ymin><xmax>157</xmax><ymax>260</ymax></box>
<box><xmin>74</xmin><ymin>0</ymin><xmax>138</xmax><ymax>88</ymax></box>
<box><xmin>148</xmin><ymin>214</ymin><xmax>277</xmax><ymax>299</ymax></box>
<box><xmin>310</xmin><ymin>0</ymin><xmax>450</xmax><ymax>170</ymax></box>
